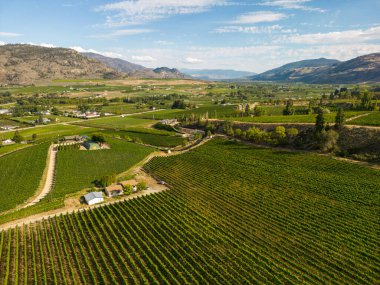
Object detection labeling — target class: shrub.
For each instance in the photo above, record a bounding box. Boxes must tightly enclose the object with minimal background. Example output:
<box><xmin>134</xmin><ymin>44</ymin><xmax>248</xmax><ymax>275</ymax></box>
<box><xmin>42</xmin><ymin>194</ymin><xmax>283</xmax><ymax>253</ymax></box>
<box><xmin>137</xmin><ymin>181</ymin><xmax>147</xmax><ymax>191</ymax></box>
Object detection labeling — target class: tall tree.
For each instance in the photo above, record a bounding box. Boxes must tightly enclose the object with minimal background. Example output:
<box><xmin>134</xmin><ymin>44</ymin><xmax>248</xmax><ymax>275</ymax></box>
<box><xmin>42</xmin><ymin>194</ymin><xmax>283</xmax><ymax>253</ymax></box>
<box><xmin>12</xmin><ymin>131</ymin><xmax>24</xmax><ymax>143</ymax></box>
<box><xmin>334</xmin><ymin>108</ymin><xmax>345</xmax><ymax>129</ymax></box>
<box><xmin>283</xmin><ymin>100</ymin><xmax>295</xmax><ymax>115</ymax></box>
<box><xmin>244</xmin><ymin>104</ymin><xmax>250</xmax><ymax>116</ymax></box>
<box><xmin>315</xmin><ymin>108</ymin><xmax>325</xmax><ymax>133</ymax></box>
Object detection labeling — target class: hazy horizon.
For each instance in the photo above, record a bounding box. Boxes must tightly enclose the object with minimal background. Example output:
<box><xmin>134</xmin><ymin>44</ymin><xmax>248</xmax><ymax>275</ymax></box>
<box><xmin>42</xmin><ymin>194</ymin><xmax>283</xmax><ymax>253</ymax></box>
<box><xmin>1</xmin><ymin>0</ymin><xmax>379</xmax><ymax>73</ymax></box>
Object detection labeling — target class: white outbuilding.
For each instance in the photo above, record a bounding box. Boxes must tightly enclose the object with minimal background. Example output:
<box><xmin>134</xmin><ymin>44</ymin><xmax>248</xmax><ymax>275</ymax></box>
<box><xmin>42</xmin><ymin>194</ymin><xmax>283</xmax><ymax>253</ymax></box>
<box><xmin>84</xmin><ymin>192</ymin><xmax>104</xmax><ymax>205</ymax></box>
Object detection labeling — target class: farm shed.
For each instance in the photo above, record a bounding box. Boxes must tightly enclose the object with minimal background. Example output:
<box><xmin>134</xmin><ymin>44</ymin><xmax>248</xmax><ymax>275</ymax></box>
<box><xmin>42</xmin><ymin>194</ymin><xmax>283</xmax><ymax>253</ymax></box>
<box><xmin>84</xmin><ymin>141</ymin><xmax>101</xmax><ymax>150</ymax></box>
<box><xmin>84</xmin><ymin>192</ymin><xmax>104</xmax><ymax>205</ymax></box>
<box><xmin>61</xmin><ymin>135</ymin><xmax>81</xmax><ymax>142</ymax></box>
<box><xmin>105</xmin><ymin>184</ymin><xmax>124</xmax><ymax>197</ymax></box>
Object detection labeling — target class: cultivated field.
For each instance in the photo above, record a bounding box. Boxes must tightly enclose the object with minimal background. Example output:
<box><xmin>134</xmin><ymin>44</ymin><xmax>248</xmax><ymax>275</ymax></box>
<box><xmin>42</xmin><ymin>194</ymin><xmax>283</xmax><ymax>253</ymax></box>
<box><xmin>52</xmin><ymin>138</ymin><xmax>153</xmax><ymax>199</ymax></box>
<box><xmin>349</xmin><ymin>111</ymin><xmax>380</xmax><ymax>126</ymax></box>
<box><xmin>71</xmin><ymin>117</ymin><xmax>155</xmax><ymax>130</ymax></box>
<box><xmin>0</xmin><ymin>139</ymin><xmax>378</xmax><ymax>284</ymax></box>
<box><xmin>0</xmin><ymin>143</ymin><xmax>49</xmax><ymax>213</ymax></box>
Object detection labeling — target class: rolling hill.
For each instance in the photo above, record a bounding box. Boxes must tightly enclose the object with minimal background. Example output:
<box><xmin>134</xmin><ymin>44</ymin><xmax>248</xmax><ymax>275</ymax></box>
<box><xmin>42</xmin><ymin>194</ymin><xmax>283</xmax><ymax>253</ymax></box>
<box><xmin>0</xmin><ymin>44</ymin><xmax>122</xmax><ymax>85</ymax></box>
<box><xmin>82</xmin><ymin>52</ymin><xmax>148</xmax><ymax>73</ymax></box>
<box><xmin>82</xmin><ymin>53</ymin><xmax>188</xmax><ymax>79</ymax></box>
<box><xmin>251</xmin><ymin>54</ymin><xmax>380</xmax><ymax>83</ymax></box>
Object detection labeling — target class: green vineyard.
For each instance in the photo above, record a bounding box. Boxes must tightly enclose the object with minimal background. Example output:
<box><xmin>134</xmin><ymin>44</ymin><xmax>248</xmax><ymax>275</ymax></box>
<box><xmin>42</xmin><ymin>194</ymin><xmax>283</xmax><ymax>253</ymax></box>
<box><xmin>0</xmin><ymin>139</ymin><xmax>378</xmax><ymax>284</ymax></box>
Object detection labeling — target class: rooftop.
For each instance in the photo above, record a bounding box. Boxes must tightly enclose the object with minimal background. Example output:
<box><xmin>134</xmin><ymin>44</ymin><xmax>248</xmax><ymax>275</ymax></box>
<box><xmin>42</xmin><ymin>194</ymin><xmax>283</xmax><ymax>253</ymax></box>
<box><xmin>84</xmin><ymin>192</ymin><xmax>103</xmax><ymax>201</ymax></box>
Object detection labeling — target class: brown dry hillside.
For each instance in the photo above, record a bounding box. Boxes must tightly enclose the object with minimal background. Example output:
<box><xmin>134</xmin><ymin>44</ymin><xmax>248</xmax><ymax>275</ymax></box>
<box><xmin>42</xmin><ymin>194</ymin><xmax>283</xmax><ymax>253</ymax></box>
<box><xmin>0</xmin><ymin>44</ymin><xmax>123</xmax><ymax>85</ymax></box>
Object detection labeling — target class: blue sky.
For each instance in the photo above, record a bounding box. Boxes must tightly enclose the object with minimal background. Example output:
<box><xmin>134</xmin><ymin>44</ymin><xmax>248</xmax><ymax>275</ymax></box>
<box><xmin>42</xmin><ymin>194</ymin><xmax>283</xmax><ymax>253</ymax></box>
<box><xmin>1</xmin><ymin>0</ymin><xmax>379</xmax><ymax>72</ymax></box>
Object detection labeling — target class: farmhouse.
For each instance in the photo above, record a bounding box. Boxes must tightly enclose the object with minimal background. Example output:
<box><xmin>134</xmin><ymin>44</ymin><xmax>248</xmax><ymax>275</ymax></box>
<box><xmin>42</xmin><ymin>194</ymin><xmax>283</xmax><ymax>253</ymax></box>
<box><xmin>105</xmin><ymin>184</ymin><xmax>124</xmax><ymax>197</ymax></box>
<box><xmin>84</xmin><ymin>141</ymin><xmax>101</xmax><ymax>150</ymax></box>
<box><xmin>1</xmin><ymin>125</ymin><xmax>18</xmax><ymax>130</ymax></box>
<box><xmin>84</xmin><ymin>192</ymin><xmax>104</xmax><ymax>205</ymax></box>
<box><xmin>1</xmin><ymin>139</ymin><xmax>15</xmax><ymax>145</ymax></box>
<box><xmin>61</xmin><ymin>135</ymin><xmax>82</xmax><ymax>142</ymax></box>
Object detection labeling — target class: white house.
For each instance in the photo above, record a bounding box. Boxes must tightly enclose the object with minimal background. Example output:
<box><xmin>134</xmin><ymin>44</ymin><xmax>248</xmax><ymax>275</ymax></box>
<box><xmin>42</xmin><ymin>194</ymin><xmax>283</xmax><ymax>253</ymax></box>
<box><xmin>1</xmin><ymin>139</ymin><xmax>15</xmax><ymax>145</ymax></box>
<box><xmin>84</xmin><ymin>192</ymin><xmax>104</xmax><ymax>205</ymax></box>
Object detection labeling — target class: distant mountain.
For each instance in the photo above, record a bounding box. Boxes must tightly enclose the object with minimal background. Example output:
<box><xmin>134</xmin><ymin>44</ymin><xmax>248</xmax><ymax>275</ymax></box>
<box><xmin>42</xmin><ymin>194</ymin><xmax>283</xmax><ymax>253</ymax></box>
<box><xmin>81</xmin><ymin>53</ymin><xmax>188</xmax><ymax>79</ymax></box>
<box><xmin>180</xmin><ymin>69</ymin><xmax>256</xmax><ymax>80</ymax></box>
<box><xmin>251</xmin><ymin>54</ymin><xmax>380</xmax><ymax>83</ymax></box>
<box><xmin>251</xmin><ymin>58</ymin><xmax>340</xmax><ymax>82</ymax></box>
<box><xmin>82</xmin><ymin>52</ymin><xmax>148</xmax><ymax>73</ymax></box>
<box><xmin>152</xmin><ymin>67</ymin><xmax>188</xmax><ymax>79</ymax></box>
<box><xmin>0</xmin><ymin>44</ymin><xmax>122</xmax><ymax>85</ymax></box>
<box><xmin>307</xmin><ymin>53</ymin><xmax>380</xmax><ymax>84</ymax></box>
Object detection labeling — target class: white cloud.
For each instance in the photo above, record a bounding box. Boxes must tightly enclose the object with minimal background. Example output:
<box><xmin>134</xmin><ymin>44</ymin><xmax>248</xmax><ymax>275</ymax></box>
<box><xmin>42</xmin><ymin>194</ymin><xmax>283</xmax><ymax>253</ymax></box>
<box><xmin>96</xmin><ymin>0</ymin><xmax>227</xmax><ymax>26</ymax></box>
<box><xmin>40</xmin><ymin>43</ymin><xmax>56</xmax><ymax>48</ymax></box>
<box><xmin>286</xmin><ymin>25</ymin><xmax>380</xmax><ymax>44</ymax></box>
<box><xmin>183</xmin><ymin>57</ymin><xmax>203</xmax><ymax>64</ymax></box>
<box><xmin>231</xmin><ymin>11</ymin><xmax>287</xmax><ymax>24</ymax></box>
<box><xmin>259</xmin><ymin>0</ymin><xmax>326</xmax><ymax>12</ymax></box>
<box><xmin>90</xmin><ymin>29</ymin><xmax>152</xmax><ymax>38</ymax></box>
<box><xmin>0</xmin><ymin>41</ymin><xmax>6</xmax><ymax>46</ymax></box>
<box><xmin>0</xmin><ymin>32</ymin><xmax>21</xmax><ymax>37</ymax></box>
<box><xmin>131</xmin><ymin>55</ymin><xmax>157</xmax><ymax>62</ymax></box>
<box><xmin>215</xmin><ymin>25</ymin><xmax>295</xmax><ymax>34</ymax></box>
<box><xmin>154</xmin><ymin>40</ymin><xmax>174</xmax><ymax>45</ymax></box>
<box><xmin>70</xmin><ymin>46</ymin><xmax>98</xmax><ymax>53</ymax></box>
<box><xmin>70</xmin><ymin>46</ymin><xmax>123</xmax><ymax>58</ymax></box>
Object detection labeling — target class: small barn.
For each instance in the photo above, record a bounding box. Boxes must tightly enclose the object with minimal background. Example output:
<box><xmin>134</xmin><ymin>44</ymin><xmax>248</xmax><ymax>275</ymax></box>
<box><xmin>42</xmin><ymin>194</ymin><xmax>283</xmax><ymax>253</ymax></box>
<box><xmin>105</xmin><ymin>184</ymin><xmax>124</xmax><ymax>197</ymax></box>
<box><xmin>84</xmin><ymin>192</ymin><xmax>104</xmax><ymax>205</ymax></box>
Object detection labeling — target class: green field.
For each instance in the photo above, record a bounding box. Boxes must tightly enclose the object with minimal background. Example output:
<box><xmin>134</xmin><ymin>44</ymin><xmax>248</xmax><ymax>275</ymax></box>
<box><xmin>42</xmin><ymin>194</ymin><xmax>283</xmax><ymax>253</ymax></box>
<box><xmin>0</xmin><ymin>119</ymin><xmax>20</xmax><ymax>127</ymax></box>
<box><xmin>1</xmin><ymin>124</ymin><xmax>98</xmax><ymax>141</ymax></box>
<box><xmin>227</xmin><ymin>111</ymin><xmax>366</xmax><ymax>124</ymax></box>
<box><xmin>0</xmin><ymin>143</ymin><xmax>49</xmax><ymax>213</ymax></box>
<box><xmin>104</xmin><ymin>128</ymin><xmax>186</xmax><ymax>148</ymax></box>
<box><xmin>132</xmin><ymin>105</ymin><xmax>238</xmax><ymax>120</ymax></box>
<box><xmin>0</xmin><ymin>144</ymin><xmax>31</xmax><ymax>156</ymax></box>
<box><xmin>51</xmin><ymin>138</ymin><xmax>153</xmax><ymax>199</ymax></box>
<box><xmin>0</xmin><ymin>139</ymin><xmax>378</xmax><ymax>284</ymax></box>
<box><xmin>349</xmin><ymin>111</ymin><xmax>380</xmax><ymax>126</ymax></box>
<box><xmin>12</xmin><ymin>115</ymin><xmax>79</xmax><ymax>124</ymax></box>
<box><xmin>71</xmin><ymin>116</ymin><xmax>155</xmax><ymax>130</ymax></box>
<box><xmin>101</xmin><ymin>104</ymin><xmax>151</xmax><ymax>115</ymax></box>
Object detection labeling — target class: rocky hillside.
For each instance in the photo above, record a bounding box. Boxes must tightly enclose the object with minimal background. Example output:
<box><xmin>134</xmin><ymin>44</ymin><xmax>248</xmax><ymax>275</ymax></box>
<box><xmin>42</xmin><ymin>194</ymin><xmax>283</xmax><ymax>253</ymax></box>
<box><xmin>251</xmin><ymin>54</ymin><xmax>380</xmax><ymax>84</ymax></box>
<box><xmin>0</xmin><ymin>44</ymin><xmax>122</xmax><ymax>85</ymax></box>
<box><xmin>251</xmin><ymin>58</ymin><xmax>340</xmax><ymax>82</ymax></box>
<box><xmin>152</xmin><ymin>67</ymin><xmax>188</xmax><ymax>79</ymax></box>
<box><xmin>309</xmin><ymin>53</ymin><xmax>380</xmax><ymax>84</ymax></box>
<box><xmin>82</xmin><ymin>52</ymin><xmax>148</xmax><ymax>73</ymax></box>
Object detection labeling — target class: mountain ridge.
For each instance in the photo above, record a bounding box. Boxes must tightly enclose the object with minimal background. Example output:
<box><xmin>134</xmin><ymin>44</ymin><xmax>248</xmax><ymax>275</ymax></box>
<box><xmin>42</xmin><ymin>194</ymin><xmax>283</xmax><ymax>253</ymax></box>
<box><xmin>0</xmin><ymin>44</ymin><xmax>122</xmax><ymax>85</ymax></box>
<box><xmin>251</xmin><ymin>54</ymin><xmax>380</xmax><ymax>83</ymax></box>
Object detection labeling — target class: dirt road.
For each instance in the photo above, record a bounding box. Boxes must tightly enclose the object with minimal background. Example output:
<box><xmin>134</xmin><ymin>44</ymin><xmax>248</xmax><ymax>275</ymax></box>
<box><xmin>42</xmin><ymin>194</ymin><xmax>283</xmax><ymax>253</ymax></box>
<box><xmin>22</xmin><ymin>144</ymin><xmax>57</xmax><ymax>208</ymax></box>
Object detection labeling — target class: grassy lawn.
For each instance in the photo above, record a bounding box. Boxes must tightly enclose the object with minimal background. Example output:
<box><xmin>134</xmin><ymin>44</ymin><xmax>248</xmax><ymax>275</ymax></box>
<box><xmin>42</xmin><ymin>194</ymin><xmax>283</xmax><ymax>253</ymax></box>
<box><xmin>71</xmin><ymin>116</ymin><xmax>155</xmax><ymax>130</ymax></box>
<box><xmin>0</xmin><ymin>124</ymin><xmax>98</xmax><ymax>141</ymax></box>
<box><xmin>0</xmin><ymin>143</ymin><xmax>50</xmax><ymax>213</ymax></box>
